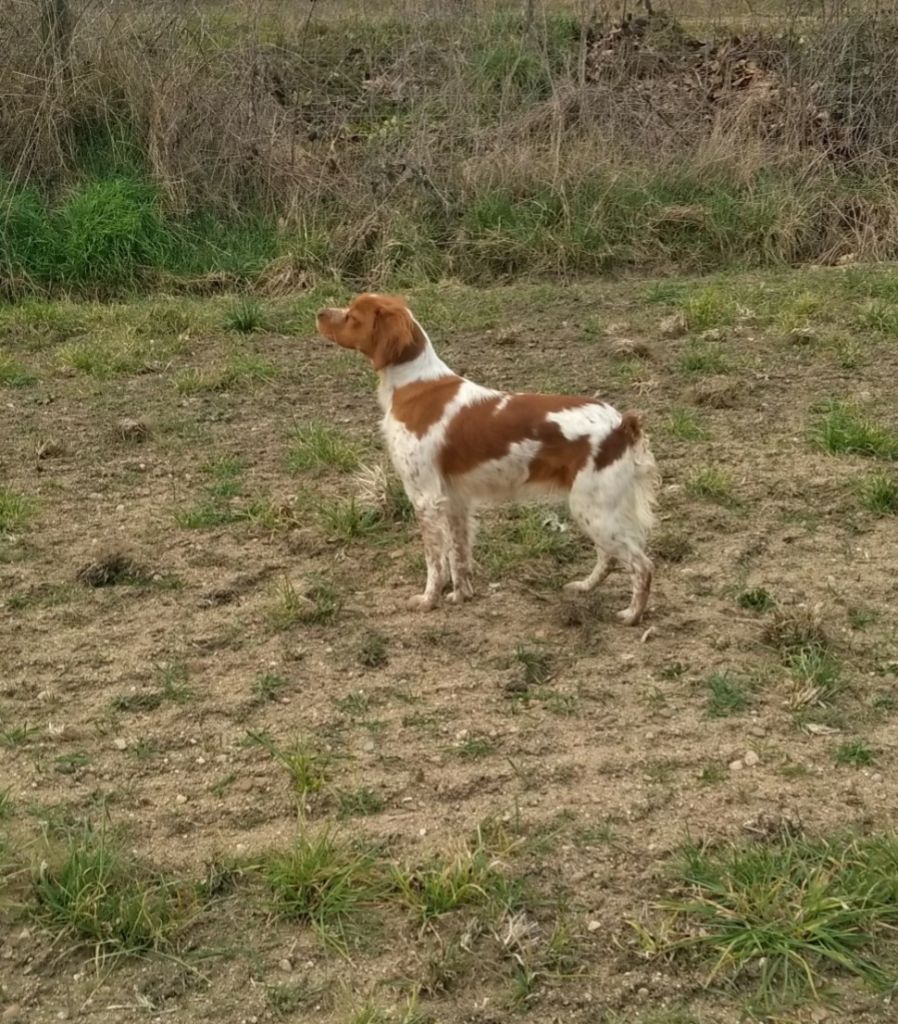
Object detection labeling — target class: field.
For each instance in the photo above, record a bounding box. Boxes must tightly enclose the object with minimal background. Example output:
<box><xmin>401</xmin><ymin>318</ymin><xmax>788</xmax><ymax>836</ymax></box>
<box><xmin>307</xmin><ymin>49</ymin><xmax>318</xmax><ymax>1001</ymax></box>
<box><xmin>2</xmin><ymin>265</ymin><xmax>898</xmax><ymax>1023</ymax></box>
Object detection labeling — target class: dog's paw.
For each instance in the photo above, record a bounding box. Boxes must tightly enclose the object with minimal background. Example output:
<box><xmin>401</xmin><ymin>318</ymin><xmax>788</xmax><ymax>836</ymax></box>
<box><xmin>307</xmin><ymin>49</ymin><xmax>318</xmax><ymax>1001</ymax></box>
<box><xmin>407</xmin><ymin>593</ymin><xmax>439</xmax><ymax>612</ymax></box>
<box><xmin>616</xmin><ymin>607</ymin><xmax>643</xmax><ymax>626</ymax></box>
<box><xmin>445</xmin><ymin>589</ymin><xmax>471</xmax><ymax>606</ymax></box>
<box><xmin>564</xmin><ymin>579</ymin><xmax>591</xmax><ymax>594</ymax></box>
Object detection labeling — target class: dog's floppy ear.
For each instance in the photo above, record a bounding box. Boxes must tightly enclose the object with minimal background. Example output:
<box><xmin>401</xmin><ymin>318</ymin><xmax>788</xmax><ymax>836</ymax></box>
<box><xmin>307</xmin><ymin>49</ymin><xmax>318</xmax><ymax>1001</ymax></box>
<box><xmin>369</xmin><ymin>298</ymin><xmax>420</xmax><ymax>371</ymax></box>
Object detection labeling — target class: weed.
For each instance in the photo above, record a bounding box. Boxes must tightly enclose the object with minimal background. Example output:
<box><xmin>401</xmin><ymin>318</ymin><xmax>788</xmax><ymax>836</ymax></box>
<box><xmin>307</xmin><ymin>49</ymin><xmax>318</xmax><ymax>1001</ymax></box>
<box><xmin>512</xmin><ymin>645</ymin><xmax>555</xmax><ymax>688</ymax></box>
<box><xmin>738</xmin><ymin>587</ymin><xmax>775</xmax><ymax>612</ymax></box>
<box><xmin>251</xmin><ymin>673</ymin><xmax>290</xmax><ymax>704</ymax></box>
<box><xmin>813</xmin><ymin>401</ymin><xmax>898</xmax><ymax>460</ymax></box>
<box><xmin>393</xmin><ymin>830</ymin><xmax>520</xmax><ymax>923</ymax></box>
<box><xmin>787</xmin><ymin>645</ymin><xmax>842</xmax><ymax>707</ymax></box>
<box><xmin>246</xmin><ymin>731</ymin><xmax>330</xmax><ymax>801</ymax></box>
<box><xmin>155</xmin><ymin>660</ymin><xmax>193</xmax><ymax>704</ymax></box>
<box><xmin>0</xmin><ymin>723</ymin><xmax>37</xmax><ymax>749</ymax></box>
<box><xmin>33</xmin><ymin>827</ymin><xmax>190</xmax><ymax>956</ymax></box>
<box><xmin>685</xmin><ymin>467</ymin><xmax>734</xmax><ymax>504</ymax></box>
<box><xmin>0</xmin><ymin>353</ymin><xmax>35</xmax><ymax>387</ymax></box>
<box><xmin>859</xmin><ymin>472</ymin><xmax>898</xmax><ymax>515</ymax></box>
<box><xmin>357</xmin><ymin>631</ymin><xmax>388</xmax><ymax>669</ymax></box>
<box><xmin>0</xmin><ymin>488</ymin><xmax>36</xmax><ymax>534</ymax></box>
<box><xmin>337</xmin><ymin>787</ymin><xmax>385</xmax><ymax>819</ymax></box>
<box><xmin>656</xmin><ymin>833</ymin><xmax>898</xmax><ymax>1008</ymax></box>
<box><xmin>286</xmin><ymin>422</ymin><xmax>362</xmax><ymax>474</ymax></box>
<box><xmin>835</xmin><ymin>740</ymin><xmax>876</xmax><ymax>767</ymax></box>
<box><xmin>456</xmin><ymin>735</ymin><xmax>495</xmax><ymax>760</ymax></box>
<box><xmin>706</xmin><ymin>673</ymin><xmax>750</xmax><ymax>717</ymax></box>
<box><xmin>269</xmin><ymin>576</ymin><xmax>342</xmax><ymax>630</ymax></box>
<box><xmin>676</xmin><ymin>342</ymin><xmax>728</xmax><ymax>375</ymax></box>
<box><xmin>262</xmin><ymin>828</ymin><xmax>384</xmax><ymax>951</ymax></box>
<box><xmin>0</xmin><ymin>788</ymin><xmax>11</xmax><ymax>818</ymax></box>
<box><xmin>666</xmin><ymin>407</ymin><xmax>709</xmax><ymax>441</ymax></box>
<box><xmin>225</xmin><ymin>297</ymin><xmax>266</xmax><ymax>333</ymax></box>
<box><xmin>318</xmin><ymin>498</ymin><xmax>384</xmax><ymax>543</ymax></box>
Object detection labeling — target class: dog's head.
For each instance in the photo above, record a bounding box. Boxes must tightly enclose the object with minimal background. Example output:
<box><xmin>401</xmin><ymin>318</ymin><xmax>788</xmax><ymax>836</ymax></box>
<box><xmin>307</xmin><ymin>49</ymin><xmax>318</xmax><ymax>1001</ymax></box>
<box><xmin>316</xmin><ymin>293</ymin><xmax>424</xmax><ymax>371</ymax></box>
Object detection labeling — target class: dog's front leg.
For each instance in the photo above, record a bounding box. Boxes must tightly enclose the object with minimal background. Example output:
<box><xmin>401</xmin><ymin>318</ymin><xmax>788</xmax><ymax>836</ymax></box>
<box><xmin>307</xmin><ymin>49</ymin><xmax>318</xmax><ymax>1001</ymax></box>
<box><xmin>408</xmin><ymin>500</ymin><xmax>449</xmax><ymax>611</ymax></box>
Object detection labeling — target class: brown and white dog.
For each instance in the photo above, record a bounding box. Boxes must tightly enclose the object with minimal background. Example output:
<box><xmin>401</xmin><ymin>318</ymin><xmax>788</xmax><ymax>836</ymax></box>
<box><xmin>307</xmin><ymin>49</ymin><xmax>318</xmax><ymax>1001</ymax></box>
<box><xmin>316</xmin><ymin>294</ymin><xmax>658</xmax><ymax>623</ymax></box>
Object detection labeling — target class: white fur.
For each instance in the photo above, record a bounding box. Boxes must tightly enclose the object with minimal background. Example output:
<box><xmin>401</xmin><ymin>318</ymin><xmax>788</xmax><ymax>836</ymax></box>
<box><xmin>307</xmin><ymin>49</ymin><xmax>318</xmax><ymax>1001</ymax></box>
<box><xmin>377</xmin><ymin>318</ymin><xmax>658</xmax><ymax>622</ymax></box>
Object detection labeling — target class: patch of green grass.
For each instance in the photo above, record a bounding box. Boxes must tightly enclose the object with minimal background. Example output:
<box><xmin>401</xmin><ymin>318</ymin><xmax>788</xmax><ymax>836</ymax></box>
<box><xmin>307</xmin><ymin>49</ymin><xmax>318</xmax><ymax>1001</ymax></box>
<box><xmin>318</xmin><ymin>498</ymin><xmax>384</xmax><ymax>543</ymax></box>
<box><xmin>262</xmin><ymin>828</ymin><xmax>384</xmax><ymax>951</ymax></box>
<box><xmin>699</xmin><ymin>763</ymin><xmax>727</xmax><ymax>785</ymax></box>
<box><xmin>859</xmin><ymin>472</ymin><xmax>898</xmax><ymax>515</ymax></box>
<box><xmin>54</xmin><ymin>752</ymin><xmax>90</xmax><ymax>775</ymax></box>
<box><xmin>286</xmin><ymin>422</ymin><xmax>363</xmax><ymax>474</ymax></box>
<box><xmin>738</xmin><ymin>587</ymin><xmax>776</xmax><ymax>612</ymax></box>
<box><xmin>856</xmin><ymin>300</ymin><xmax>898</xmax><ymax>337</ymax></box>
<box><xmin>813</xmin><ymin>401</ymin><xmax>898</xmax><ymax>460</ymax></box>
<box><xmin>392</xmin><ymin>830</ymin><xmax>520</xmax><ymax>923</ymax></box>
<box><xmin>337</xmin><ymin>787</ymin><xmax>385</xmax><ymax>819</ymax></box>
<box><xmin>835</xmin><ymin>740</ymin><xmax>876</xmax><ymax>767</ymax></box>
<box><xmin>666</xmin><ymin>407</ymin><xmax>709</xmax><ymax>441</ymax></box>
<box><xmin>705</xmin><ymin>673</ymin><xmax>750</xmax><ymax>717</ymax></box>
<box><xmin>685</xmin><ymin>467</ymin><xmax>735</xmax><ymax>504</ymax></box>
<box><xmin>455</xmin><ymin>735</ymin><xmax>496</xmax><ymax>760</ymax></box>
<box><xmin>0</xmin><ymin>723</ymin><xmax>37</xmax><ymax>749</ymax></box>
<box><xmin>247</xmin><ymin>731</ymin><xmax>330</xmax><ymax>801</ymax></box>
<box><xmin>656</xmin><ymin>833</ymin><xmax>898</xmax><ymax>1009</ymax></box>
<box><xmin>847</xmin><ymin>606</ymin><xmax>878</xmax><ymax>630</ymax></box>
<box><xmin>33</xmin><ymin>827</ymin><xmax>191</xmax><ymax>956</ymax></box>
<box><xmin>54</xmin><ymin>177</ymin><xmax>168</xmax><ymax>289</ymax></box>
<box><xmin>676</xmin><ymin>342</ymin><xmax>728</xmax><ymax>375</ymax></box>
<box><xmin>269</xmin><ymin>576</ymin><xmax>342</xmax><ymax>630</ymax></box>
<box><xmin>224</xmin><ymin>297</ymin><xmax>266</xmax><ymax>333</ymax></box>
<box><xmin>155</xmin><ymin>660</ymin><xmax>193</xmax><ymax>704</ymax></box>
<box><xmin>480</xmin><ymin>507</ymin><xmax>578</xmax><ymax>573</ymax></box>
<box><xmin>174</xmin><ymin>353</ymin><xmax>276</xmax><ymax>394</ymax></box>
<box><xmin>56</xmin><ymin>334</ymin><xmax>177</xmax><ymax>378</ymax></box>
<box><xmin>512</xmin><ymin>645</ymin><xmax>555</xmax><ymax>688</ymax></box>
<box><xmin>251</xmin><ymin>673</ymin><xmax>290</xmax><ymax>704</ymax></box>
<box><xmin>787</xmin><ymin>645</ymin><xmax>842</xmax><ymax>706</ymax></box>
<box><xmin>0</xmin><ymin>487</ymin><xmax>36</xmax><ymax>535</ymax></box>
<box><xmin>680</xmin><ymin>288</ymin><xmax>737</xmax><ymax>331</ymax></box>
<box><xmin>357</xmin><ymin>631</ymin><xmax>388</xmax><ymax>669</ymax></box>
<box><xmin>0</xmin><ymin>788</ymin><xmax>12</xmax><ymax>819</ymax></box>
<box><xmin>0</xmin><ymin>353</ymin><xmax>35</xmax><ymax>387</ymax></box>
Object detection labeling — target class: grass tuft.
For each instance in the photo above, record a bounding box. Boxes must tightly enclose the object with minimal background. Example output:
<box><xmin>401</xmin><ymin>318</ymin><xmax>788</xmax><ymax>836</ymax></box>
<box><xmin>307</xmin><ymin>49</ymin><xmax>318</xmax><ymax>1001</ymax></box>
<box><xmin>859</xmin><ymin>472</ymin><xmax>898</xmax><ymax>516</ymax></box>
<box><xmin>813</xmin><ymin>401</ymin><xmax>898</xmax><ymax>460</ymax></box>
<box><xmin>705</xmin><ymin>673</ymin><xmax>750</xmax><ymax>717</ymax></box>
<box><xmin>685</xmin><ymin>467</ymin><xmax>735</xmax><ymax>505</ymax></box>
<box><xmin>392</xmin><ymin>829</ymin><xmax>520</xmax><ymax>923</ymax></box>
<box><xmin>835</xmin><ymin>740</ymin><xmax>876</xmax><ymax>767</ymax></box>
<box><xmin>262</xmin><ymin>828</ymin><xmax>384</xmax><ymax>951</ymax></box>
<box><xmin>287</xmin><ymin>422</ymin><xmax>363</xmax><ymax>474</ymax></box>
<box><xmin>657</xmin><ymin>833</ymin><xmax>898</xmax><ymax>1008</ymax></box>
<box><xmin>33</xmin><ymin>827</ymin><xmax>191</xmax><ymax>957</ymax></box>
<box><xmin>0</xmin><ymin>487</ymin><xmax>36</xmax><ymax>535</ymax></box>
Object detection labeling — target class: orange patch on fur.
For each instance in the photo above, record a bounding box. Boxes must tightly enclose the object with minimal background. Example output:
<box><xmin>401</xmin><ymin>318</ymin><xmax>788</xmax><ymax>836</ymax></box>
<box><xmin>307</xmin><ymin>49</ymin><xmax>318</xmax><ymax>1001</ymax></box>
<box><xmin>391</xmin><ymin>376</ymin><xmax>463</xmax><ymax>437</ymax></box>
<box><xmin>439</xmin><ymin>393</ymin><xmax>594</xmax><ymax>483</ymax></box>
<box><xmin>594</xmin><ymin>411</ymin><xmax>642</xmax><ymax>470</ymax></box>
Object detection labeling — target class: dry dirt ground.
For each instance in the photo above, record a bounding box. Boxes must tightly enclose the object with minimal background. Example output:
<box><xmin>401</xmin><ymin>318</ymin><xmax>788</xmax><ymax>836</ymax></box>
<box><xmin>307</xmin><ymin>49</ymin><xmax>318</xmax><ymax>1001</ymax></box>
<box><xmin>2</xmin><ymin>267</ymin><xmax>898</xmax><ymax>1024</ymax></box>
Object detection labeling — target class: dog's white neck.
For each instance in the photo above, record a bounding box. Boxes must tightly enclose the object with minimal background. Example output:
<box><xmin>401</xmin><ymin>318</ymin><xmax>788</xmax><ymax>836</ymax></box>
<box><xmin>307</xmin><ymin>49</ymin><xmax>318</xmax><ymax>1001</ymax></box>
<box><xmin>376</xmin><ymin>318</ymin><xmax>455</xmax><ymax>409</ymax></box>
